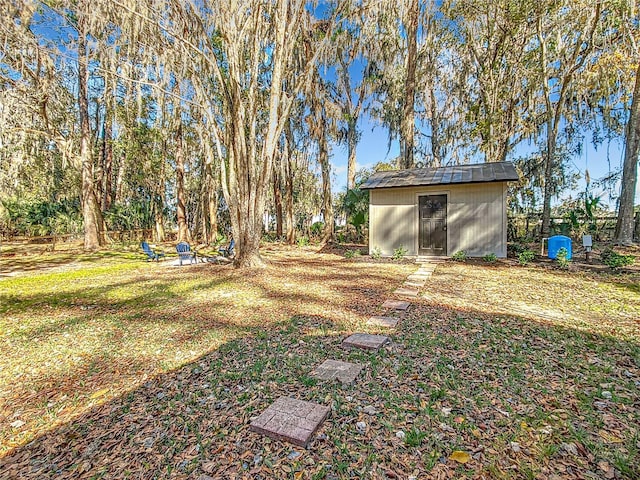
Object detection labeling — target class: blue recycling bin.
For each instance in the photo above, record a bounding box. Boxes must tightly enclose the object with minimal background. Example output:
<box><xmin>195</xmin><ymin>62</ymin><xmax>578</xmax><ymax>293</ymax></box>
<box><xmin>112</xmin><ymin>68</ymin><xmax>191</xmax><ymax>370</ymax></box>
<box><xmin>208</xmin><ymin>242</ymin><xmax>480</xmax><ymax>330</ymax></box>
<box><xmin>548</xmin><ymin>235</ymin><xmax>572</xmax><ymax>260</ymax></box>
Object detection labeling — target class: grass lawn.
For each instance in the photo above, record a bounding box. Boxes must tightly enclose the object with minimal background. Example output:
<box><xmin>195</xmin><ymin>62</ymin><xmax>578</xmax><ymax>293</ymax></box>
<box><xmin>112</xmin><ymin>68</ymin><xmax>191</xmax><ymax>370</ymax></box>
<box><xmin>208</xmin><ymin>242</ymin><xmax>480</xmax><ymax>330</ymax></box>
<box><xmin>0</xmin><ymin>243</ymin><xmax>639</xmax><ymax>479</ymax></box>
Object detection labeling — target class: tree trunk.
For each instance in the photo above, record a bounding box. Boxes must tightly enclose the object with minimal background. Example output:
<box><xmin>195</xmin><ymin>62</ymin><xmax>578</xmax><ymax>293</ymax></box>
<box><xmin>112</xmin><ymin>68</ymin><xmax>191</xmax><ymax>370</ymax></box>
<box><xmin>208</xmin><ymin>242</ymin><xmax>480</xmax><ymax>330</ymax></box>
<box><xmin>114</xmin><ymin>150</ymin><xmax>125</xmax><ymax>205</ymax></box>
<box><xmin>285</xmin><ymin>121</ymin><xmax>296</xmax><ymax>244</ymax></box>
<box><xmin>154</xmin><ymin>148</ymin><xmax>166</xmax><ymax>242</ymax></box>
<box><xmin>198</xmin><ymin>159</ymin><xmax>208</xmax><ymax>243</ymax></box>
<box><xmin>175</xmin><ymin>122</ymin><xmax>189</xmax><ymax>242</ymax></box>
<box><xmin>537</xmin><ymin>4</ymin><xmax>601</xmax><ymax>238</ymax></box>
<box><xmin>78</xmin><ymin>2</ymin><xmax>103</xmax><ymax>250</ymax></box>
<box><xmin>428</xmin><ymin>85</ymin><xmax>442</xmax><ymax>167</ymax></box>
<box><xmin>614</xmin><ymin>62</ymin><xmax>640</xmax><ymax>246</ymax></box>
<box><xmin>538</xmin><ymin>12</ymin><xmax>562</xmax><ymax>240</ymax></box>
<box><xmin>102</xmin><ymin>108</ymin><xmax>113</xmax><ymax>211</ymax></box>
<box><xmin>200</xmin><ymin>208</ymin><xmax>208</xmax><ymax>243</ymax></box>
<box><xmin>154</xmin><ymin>205</ymin><xmax>165</xmax><ymax>242</ymax></box>
<box><xmin>221</xmin><ymin>0</ymin><xmax>293</xmax><ymax>268</ymax></box>
<box><xmin>346</xmin><ymin>118</ymin><xmax>357</xmax><ymax>190</ymax></box>
<box><xmin>208</xmin><ymin>170</ymin><xmax>218</xmax><ymax>243</ymax></box>
<box><xmin>200</xmin><ymin>137</ymin><xmax>219</xmax><ymax>243</ymax></box>
<box><xmin>225</xmin><ymin>138</ymin><xmax>266</xmax><ymax>267</ymax></box>
<box><xmin>273</xmin><ymin>165</ymin><xmax>284</xmax><ymax>238</ymax></box>
<box><xmin>285</xmin><ymin>168</ymin><xmax>295</xmax><ymax>244</ymax></box>
<box><xmin>319</xmin><ymin>125</ymin><xmax>334</xmax><ymax>243</ymax></box>
<box><xmin>224</xmin><ymin>101</ymin><xmax>263</xmax><ymax>267</ymax></box>
<box><xmin>541</xmin><ymin>118</ymin><xmax>557</xmax><ymax>237</ymax></box>
<box><xmin>208</xmin><ymin>188</ymin><xmax>218</xmax><ymax>242</ymax></box>
<box><xmin>400</xmin><ymin>0</ymin><xmax>418</xmax><ymax>170</ymax></box>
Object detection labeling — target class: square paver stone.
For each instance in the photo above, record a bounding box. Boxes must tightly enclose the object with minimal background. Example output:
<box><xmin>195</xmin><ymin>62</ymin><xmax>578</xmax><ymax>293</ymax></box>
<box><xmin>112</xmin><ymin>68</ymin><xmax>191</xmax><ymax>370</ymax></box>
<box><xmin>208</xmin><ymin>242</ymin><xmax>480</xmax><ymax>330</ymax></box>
<box><xmin>382</xmin><ymin>299</ymin><xmax>411</xmax><ymax>311</ymax></box>
<box><xmin>342</xmin><ymin>333</ymin><xmax>390</xmax><ymax>351</ymax></box>
<box><xmin>394</xmin><ymin>287</ymin><xmax>419</xmax><ymax>297</ymax></box>
<box><xmin>250</xmin><ymin>397</ymin><xmax>331</xmax><ymax>447</ymax></box>
<box><xmin>310</xmin><ymin>359</ymin><xmax>363</xmax><ymax>384</ymax></box>
<box><xmin>367</xmin><ymin>316</ymin><xmax>400</xmax><ymax>328</ymax></box>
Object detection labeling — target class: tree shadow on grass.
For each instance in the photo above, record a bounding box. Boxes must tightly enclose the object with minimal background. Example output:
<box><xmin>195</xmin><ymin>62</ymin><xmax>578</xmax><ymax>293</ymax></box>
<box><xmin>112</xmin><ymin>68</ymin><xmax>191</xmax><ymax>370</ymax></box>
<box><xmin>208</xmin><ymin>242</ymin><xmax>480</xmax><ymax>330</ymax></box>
<box><xmin>2</xmin><ymin>250</ymin><xmax>638</xmax><ymax>478</ymax></box>
<box><xmin>1</xmin><ymin>295</ymin><xmax>639</xmax><ymax>479</ymax></box>
<box><xmin>0</xmin><ymin>249</ymin><xmax>146</xmax><ymax>277</ymax></box>
<box><xmin>0</xmin><ymin>252</ymin><xmax>412</xmax><ymax>459</ymax></box>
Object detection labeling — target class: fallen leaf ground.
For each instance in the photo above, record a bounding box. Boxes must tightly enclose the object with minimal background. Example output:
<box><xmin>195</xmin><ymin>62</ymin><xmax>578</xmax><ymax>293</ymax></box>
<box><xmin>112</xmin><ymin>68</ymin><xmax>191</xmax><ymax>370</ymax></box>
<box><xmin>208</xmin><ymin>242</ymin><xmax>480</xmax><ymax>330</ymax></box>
<box><xmin>0</xmin><ymin>243</ymin><xmax>638</xmax><ymax>479</ymax></box>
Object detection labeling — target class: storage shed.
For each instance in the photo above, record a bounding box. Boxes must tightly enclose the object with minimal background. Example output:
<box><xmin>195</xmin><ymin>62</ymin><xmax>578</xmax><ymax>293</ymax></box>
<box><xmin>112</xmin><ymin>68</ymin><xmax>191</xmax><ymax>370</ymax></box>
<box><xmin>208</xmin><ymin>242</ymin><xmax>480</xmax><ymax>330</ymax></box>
<box><xmin>360</xmin><ymin>162</ymin><xmax>519</xmax><ymax>258</ymax></box>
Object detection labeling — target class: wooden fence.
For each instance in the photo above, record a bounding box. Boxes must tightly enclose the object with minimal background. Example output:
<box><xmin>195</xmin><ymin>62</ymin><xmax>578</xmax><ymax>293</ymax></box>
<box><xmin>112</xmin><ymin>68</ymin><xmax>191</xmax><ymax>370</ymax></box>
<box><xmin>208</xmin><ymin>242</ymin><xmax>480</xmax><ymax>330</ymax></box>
<box><xmin>508</xmin><ymin>213</ymin><xmax>640</xmax><ymax>242</ymax></box>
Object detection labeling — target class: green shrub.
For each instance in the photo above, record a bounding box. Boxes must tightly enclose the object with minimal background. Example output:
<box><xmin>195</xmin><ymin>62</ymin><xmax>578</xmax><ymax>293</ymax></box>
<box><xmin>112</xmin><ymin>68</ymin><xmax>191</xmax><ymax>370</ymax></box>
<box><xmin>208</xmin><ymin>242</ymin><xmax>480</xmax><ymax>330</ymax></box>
<box><xmin>600</xmin><ymin>248</ymin><xmax>635</xmax><ymax>269</ymax></box>
<box><xmin>296</xmin><ymin>236</ymin><xmax>310</xmax><ymax>247</ymax></box>
<box><xmin>452</xmin><ymin>250</ymin><xmax>467</xmax><ymax>262</ymax></box>
<box><xmin>371</xmin><ymin>246</ymin><xmax>382</xmax><ymax>260</ymax></box>
<box><xmin>556</xmin><ymin>247</ymin><xmax>570</xmax><ymax>269</ymax></box>
<box><xmin>262</xmin><ymin>232</ymin><xmax>279</xmax><ymax>242</ymax></box>
<box><xmin>2</xmin><ymin>198</ymin><xmax>82</xmax><ymax>236</ymax></box>
<box><xmin>344</xmin><ymin>249</ymin><xmax>361</xmax><ymax>259</ymax></box>
<box><xmin>338</xmin><ymin>186</ymin><xmax>369</xmax><ymax>243</ymax></box>
<box><xmin>508</xmin><ymin>243</ymin><xmax>528</xmax><ymax>255</ymax></box>
<box><xmin>482</xmin><ymin>253</ymin><xmax>497</xmax><ymax>263</ymax></box>
<box><xmin>600</xmin><ymin>248</ymin><xmax>614</xmax><ymax>263</ymax></box>
<box><xmin>310</xmin><ymin>221</ymin><xmax>324</xmax><ymax>237</ymax></box>
<box><xmin>518</xmin><ymin>250</ymin><xmax>536</xmax><ymax>266</ymax></box>
<box><xmin>392</xmin><ymin>245</ymin><xmax>408</xmax><ymax>260</ymax></box>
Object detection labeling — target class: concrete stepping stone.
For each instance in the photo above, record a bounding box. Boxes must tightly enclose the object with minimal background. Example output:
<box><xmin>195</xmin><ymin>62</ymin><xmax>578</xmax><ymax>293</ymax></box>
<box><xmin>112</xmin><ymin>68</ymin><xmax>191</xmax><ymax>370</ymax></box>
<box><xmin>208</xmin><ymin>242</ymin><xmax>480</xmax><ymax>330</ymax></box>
<box><xmin>404</xmin><ymin>280</ymin><xmax>425</xmax><ymax>288</ymax></box>
<box><xmin>416</xmin><ymin>268</ymin><xmax>435</xmax><ymax>274</ymax></box>
<box><xmin>413</xmin><ymin>274</ymin><xmax>432</xmax><ymax>279</ymax></box>
<box><xmin>310</xmin><ymin>359</ymin><xmax>363</xmax><ymax>384</ymax></box>
<box><xmin>416</xmin><ymin>257</ymin><xmax>446</xmax><ymax>264</ymax></box>
<box><xmin>342</xmin><ymin>333</ymin><xmax>390</xmax><ymax>351</ymax></box>
<box><xmin>407</xmin><ymin>274</ymin><xmax>430</xmax><ymax>282</ymax></box>
<box><xmin>394</xmin><ymin>287</ymin><xmax>419</xmax><ymax>297</ymax></box>
<box><xmin>367</xmin><ymin>316</ymin><xmax>399</xmax><ymax>328</ymax></box>
<box><xmin>416</xmin><ymin>257</ymin><xmax>443</xmax><ymax>263</ymax></box>
<box><xmin>250</xmin><ymin>396</ymin><xmax>330</xmax><ymax>447</ymax></box>
<box><xmin>382</xmin><ymin>299</ymin><xmax>411</xmax><ymax>311</ymax></box>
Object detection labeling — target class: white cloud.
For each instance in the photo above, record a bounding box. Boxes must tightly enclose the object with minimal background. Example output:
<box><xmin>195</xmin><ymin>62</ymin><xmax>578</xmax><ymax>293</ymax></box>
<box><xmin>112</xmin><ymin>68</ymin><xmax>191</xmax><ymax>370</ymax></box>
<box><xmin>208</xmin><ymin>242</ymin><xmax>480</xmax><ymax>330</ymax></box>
<box><xmin>333</xmin><ymin>165</ymin><xmax>347</xmax><ymax>176</ymax></box>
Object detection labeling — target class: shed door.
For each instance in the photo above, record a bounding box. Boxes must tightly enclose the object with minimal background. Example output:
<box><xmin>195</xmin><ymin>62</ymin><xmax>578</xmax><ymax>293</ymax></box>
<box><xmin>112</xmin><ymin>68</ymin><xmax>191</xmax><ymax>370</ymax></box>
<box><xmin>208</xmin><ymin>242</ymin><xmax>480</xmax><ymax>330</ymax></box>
<box><xmin>419</xmin><ymin>195</ymin><xmax>447</xmax><ymax>256</ymax></box>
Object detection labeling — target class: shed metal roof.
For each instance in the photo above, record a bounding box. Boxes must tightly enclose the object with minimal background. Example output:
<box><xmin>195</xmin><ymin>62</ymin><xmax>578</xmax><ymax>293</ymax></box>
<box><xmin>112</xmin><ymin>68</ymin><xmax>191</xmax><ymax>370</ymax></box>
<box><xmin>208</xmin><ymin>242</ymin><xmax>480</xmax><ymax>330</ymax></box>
<box><xmin>360</xmin><ymin>161</ymin><xmax>519</xmax><ymax>190</ymax></box>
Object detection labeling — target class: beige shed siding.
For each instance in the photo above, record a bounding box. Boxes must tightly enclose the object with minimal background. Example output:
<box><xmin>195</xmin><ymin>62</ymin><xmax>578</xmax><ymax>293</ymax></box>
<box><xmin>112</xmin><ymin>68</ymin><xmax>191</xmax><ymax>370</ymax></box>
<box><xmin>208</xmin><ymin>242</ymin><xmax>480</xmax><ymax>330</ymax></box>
<box><xmin>369</xmin><ymin>182</ymin><xmax>508</xmax><ymax>257</ymax></box>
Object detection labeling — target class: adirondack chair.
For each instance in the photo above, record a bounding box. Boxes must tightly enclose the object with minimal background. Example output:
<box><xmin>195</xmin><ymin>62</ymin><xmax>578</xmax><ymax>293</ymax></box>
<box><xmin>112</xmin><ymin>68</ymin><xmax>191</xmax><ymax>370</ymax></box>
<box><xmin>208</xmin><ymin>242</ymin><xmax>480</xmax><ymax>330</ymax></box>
<box><xmin>176</xmin><ymin>241</ymin><xmax>197</xmax><ymax>266</ymax></box>
<box><xmin>141</xmin><ymin>241</ymin><xmax>165</xmax><ymax>262</ymax></box>
<box><xmin>218</xmin><ymin>238</ymin><xmax>235</xmax><ymax>258</ymax></box>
